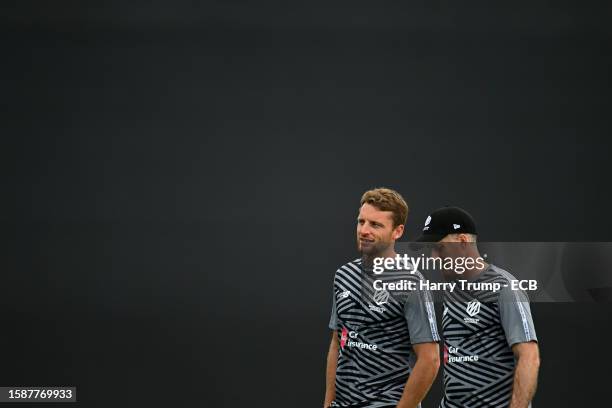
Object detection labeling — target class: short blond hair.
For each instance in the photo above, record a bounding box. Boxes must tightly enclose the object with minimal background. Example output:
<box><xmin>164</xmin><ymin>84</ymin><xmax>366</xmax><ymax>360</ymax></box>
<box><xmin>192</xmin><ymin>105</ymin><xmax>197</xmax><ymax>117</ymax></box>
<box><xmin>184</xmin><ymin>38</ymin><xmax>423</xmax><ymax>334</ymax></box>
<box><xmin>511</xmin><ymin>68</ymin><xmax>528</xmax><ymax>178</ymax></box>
<box><xmin>360</xmin><ymin>188</ymin><xmax>409</xmax><ymax>227</ymax></box>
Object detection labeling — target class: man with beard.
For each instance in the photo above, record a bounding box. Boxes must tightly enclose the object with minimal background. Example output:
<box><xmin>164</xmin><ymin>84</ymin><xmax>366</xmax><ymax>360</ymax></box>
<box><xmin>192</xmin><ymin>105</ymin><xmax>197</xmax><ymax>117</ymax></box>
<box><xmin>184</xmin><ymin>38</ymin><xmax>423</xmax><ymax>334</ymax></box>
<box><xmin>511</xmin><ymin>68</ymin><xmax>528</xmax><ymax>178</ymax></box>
<box><xmin>324</xmin><ymin>188</ymin><xmax>440</xmax><ymax>408</ymax></box>
<box><xmin>416</xmin><ymin>206</ymin><xmax>540</xmax><ymax>408</ymax></box>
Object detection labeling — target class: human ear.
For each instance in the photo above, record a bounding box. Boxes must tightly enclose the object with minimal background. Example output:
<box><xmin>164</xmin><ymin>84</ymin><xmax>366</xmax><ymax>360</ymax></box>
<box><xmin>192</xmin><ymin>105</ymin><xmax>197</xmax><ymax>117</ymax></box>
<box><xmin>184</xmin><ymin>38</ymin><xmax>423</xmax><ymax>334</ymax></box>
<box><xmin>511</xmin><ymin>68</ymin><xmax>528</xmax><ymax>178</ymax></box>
<box><xmin>393</xmin><ymin>224</ymin><xmax>404</xmax><ymax>240</ymax></box>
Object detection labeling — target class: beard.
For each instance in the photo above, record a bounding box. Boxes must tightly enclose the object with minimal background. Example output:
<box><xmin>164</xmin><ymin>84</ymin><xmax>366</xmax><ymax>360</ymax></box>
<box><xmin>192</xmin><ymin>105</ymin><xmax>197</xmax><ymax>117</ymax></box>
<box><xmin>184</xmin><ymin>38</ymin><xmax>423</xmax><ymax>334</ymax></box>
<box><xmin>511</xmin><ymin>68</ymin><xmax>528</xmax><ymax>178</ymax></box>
<box><xmin>357</xmin><ymin>236</ymin><xmax>393</xmax><ymax>257</ymax></box>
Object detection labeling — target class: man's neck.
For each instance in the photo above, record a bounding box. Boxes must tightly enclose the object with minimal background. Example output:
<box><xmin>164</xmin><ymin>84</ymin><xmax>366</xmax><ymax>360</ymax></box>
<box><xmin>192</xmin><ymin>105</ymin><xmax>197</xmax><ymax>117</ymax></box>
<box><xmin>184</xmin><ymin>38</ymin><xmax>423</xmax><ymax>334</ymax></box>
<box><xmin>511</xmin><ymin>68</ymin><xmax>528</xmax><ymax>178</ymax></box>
<box><xmin>462</xmin><ymin>250</ymin><xmax>489</xmax><ymax>280</ymax></box>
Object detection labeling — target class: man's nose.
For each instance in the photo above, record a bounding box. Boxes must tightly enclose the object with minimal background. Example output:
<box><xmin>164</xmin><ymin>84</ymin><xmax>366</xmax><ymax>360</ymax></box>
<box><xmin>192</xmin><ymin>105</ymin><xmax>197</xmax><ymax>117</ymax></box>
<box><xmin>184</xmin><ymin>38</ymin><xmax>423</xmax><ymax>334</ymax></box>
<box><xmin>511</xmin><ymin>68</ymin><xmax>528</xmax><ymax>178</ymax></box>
<box><xmin>359</xmin><ymin>224</ymin><xmax>372</xmax><ymax>236</ymax></box>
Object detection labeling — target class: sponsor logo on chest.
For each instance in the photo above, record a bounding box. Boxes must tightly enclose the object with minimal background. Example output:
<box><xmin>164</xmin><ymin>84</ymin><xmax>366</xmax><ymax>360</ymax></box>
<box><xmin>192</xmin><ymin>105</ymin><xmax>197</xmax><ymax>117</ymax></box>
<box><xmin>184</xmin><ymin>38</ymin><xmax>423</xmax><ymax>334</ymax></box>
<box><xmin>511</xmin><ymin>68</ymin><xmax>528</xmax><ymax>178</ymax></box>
<box><xmin>444</xmin><ymin>345</ymin><xmax>479</xmax><ymax>364</ymax></box>
<box><xmin>340</xmin><ymin>327</ymin><xmax>378</xmax><ymax>351</ymax></box>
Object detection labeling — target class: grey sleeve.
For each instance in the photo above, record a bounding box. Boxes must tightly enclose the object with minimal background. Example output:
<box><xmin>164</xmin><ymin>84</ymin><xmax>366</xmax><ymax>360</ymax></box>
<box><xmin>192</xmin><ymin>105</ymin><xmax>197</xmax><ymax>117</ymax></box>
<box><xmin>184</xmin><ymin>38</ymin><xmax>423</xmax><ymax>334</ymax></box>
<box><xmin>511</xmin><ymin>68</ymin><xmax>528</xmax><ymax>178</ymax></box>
<box><xmin>498</xmin><ymin>286</ymin><xmax>538</xmax><ymax>347</ymax></box>
<box><xmin>328</xmin><ymin>286</ymin><xmax>339</xmax><ymax>330</ymax></box>
<box><xmin>404</xmin><ymin>286</ymin><xmax>440</xmax><ymax>344</ymax></box>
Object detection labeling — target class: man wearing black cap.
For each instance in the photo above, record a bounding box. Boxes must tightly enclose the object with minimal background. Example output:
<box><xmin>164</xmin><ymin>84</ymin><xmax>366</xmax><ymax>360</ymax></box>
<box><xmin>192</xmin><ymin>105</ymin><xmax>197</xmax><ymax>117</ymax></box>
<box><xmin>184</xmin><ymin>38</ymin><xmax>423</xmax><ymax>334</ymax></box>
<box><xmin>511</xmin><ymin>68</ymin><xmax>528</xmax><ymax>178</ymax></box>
<box><xmin>416</xmin><ymin>207</ymin><xmax>540</xmax><ymax>408</ymax></box>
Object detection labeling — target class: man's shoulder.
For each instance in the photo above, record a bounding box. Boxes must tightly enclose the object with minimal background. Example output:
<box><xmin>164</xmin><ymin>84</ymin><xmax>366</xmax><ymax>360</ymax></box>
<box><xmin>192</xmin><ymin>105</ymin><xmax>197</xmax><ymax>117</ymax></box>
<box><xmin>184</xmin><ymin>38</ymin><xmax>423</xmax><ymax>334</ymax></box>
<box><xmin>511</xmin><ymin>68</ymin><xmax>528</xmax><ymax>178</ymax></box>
<box><xmin>407</xmin><ymin>268</ymin><xmax>426</xmax><ymax>281</ymax></box>
<box><xmin>335</xmin><ymin>258</ymin><xmax>362</xmax><ymax>275</ymax></box>
<box><xmin>486</xmin><ymin>264</ymin><xmax>531</xmax><ymax>302</ymax></box>
<box><xmin>332</xmin><ymin>258</ymin><xmax>362</xmax><ymax>288</ymax></box>
<box><xmin>483</xmin><ymin>264</ymin><xmax>518</xmax><ymax>284</ymax></box>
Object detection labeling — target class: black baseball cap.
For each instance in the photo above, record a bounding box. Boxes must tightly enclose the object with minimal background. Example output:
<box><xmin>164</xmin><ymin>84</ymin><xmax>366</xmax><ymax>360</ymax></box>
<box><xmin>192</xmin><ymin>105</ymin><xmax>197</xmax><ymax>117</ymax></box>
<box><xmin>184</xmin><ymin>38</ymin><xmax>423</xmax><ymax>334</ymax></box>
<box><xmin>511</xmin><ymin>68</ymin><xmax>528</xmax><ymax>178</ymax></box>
<box><xmin>415</xmin><ymin>206</ymin><xmax>477</xmax><ymax>242</ymax></box>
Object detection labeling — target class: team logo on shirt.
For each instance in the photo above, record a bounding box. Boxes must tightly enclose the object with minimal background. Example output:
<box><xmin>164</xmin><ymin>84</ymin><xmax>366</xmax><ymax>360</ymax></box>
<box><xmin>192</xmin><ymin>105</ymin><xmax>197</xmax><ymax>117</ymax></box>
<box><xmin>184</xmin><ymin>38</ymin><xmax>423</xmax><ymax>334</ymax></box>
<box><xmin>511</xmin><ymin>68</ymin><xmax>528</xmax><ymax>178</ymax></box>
<box><xmin>466</xmin><ymin>300</ymin><xmax>481</xmax><ymax>316</ymax></box>
<box><xmin>373</xmin><ymin>290</ymin><xmax>389</xmax><ymax>306</ymax></box>
<box><xmin>340</xmin><ymin>290</ymin><xmax>350</xmax><ymax>298</ymax></box>
<box><xmin>368</xmin><ymin>290</ymin><xmax>389</xmax><ymax>312</ymax></box>
<box><xmin>464</xmin><ymin>300</ymin><xmax>481</xmax><ymax>323</ymax></box>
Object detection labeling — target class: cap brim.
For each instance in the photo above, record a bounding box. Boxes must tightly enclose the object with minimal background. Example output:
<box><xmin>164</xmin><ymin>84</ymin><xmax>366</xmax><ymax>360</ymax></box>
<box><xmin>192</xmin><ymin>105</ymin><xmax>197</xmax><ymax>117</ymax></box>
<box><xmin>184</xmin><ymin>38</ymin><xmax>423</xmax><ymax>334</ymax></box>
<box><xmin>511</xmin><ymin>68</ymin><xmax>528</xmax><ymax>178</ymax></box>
<box><xmin>414</xmin><ymin>233</ymin><xmax>447</xmax><ymax>243</ymax></box>
<box><xmin>408</xmin><ymin>233</ymin><xmax>447</xmax><ymax>251</ymax></box>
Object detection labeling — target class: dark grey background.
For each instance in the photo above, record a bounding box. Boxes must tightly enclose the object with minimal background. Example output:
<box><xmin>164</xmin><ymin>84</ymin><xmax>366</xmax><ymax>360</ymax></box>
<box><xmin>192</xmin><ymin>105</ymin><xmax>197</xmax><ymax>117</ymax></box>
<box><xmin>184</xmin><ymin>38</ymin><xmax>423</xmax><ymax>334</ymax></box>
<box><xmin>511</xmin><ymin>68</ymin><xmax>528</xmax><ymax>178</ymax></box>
<box><xmin>3</xmin><ymin>1</ymin><xmax>611</xmax><ymax>407</ymax></box>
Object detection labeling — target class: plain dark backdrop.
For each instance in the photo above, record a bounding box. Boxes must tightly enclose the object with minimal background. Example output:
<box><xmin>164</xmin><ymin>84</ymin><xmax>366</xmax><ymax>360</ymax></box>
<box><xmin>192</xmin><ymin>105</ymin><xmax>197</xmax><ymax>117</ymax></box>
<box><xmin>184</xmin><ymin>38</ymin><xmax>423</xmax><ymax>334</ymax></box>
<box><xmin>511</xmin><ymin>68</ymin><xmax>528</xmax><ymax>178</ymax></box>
<box><xmin>3</xmin><ymin>1</ymin><xmax>612</xmax><ymax>407</ymax></box>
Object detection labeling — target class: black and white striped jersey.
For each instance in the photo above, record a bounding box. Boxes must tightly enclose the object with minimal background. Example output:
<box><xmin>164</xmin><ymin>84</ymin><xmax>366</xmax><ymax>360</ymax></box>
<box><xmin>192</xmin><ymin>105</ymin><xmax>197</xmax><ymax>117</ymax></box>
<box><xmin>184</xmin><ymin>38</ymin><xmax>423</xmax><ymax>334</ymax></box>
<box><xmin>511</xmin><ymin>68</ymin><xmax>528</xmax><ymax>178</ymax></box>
<box><xmin>440</xmin><ymin>264</ymin><xmax>538</xmax><ymax>408</ymax></box>
<box><xmin>329</xmin><ymin>258</ymin><xmax>440</xmax><ymax>408</ymax></box>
